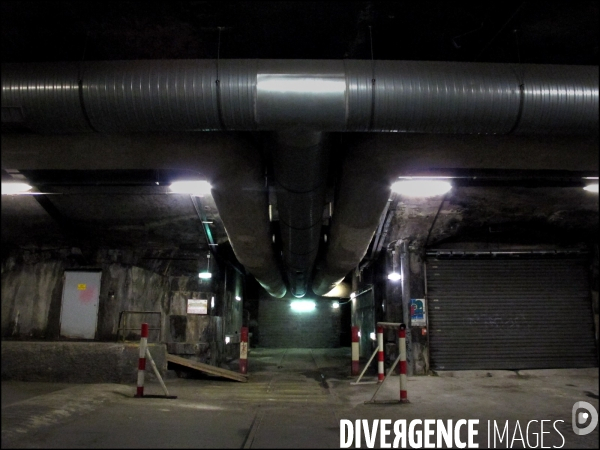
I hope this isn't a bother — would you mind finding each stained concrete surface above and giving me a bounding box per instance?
[1,381,75,409]
[1,342,168,383]
[1,348,598,449]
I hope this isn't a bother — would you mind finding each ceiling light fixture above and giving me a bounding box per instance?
[391,179,452,197]
[388,249,402,282]
[1,182,32,195]
[198,253,212,279]
[387,272,402,281]
[170,180,212,197]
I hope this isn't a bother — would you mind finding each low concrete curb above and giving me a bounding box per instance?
[433,370,517,378]
[433,368,599,378]
[1,341,167,383]
[517,368,599,377]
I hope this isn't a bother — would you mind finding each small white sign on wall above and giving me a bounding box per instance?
[187,299,208,315]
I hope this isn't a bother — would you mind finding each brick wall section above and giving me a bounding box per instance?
[258,297,342,348]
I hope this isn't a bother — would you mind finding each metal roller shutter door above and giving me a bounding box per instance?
[426,256,598,370]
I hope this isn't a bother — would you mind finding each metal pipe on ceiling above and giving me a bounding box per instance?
[0,132,287,298]
[2,60,597,134]
[1,59,598,297]
[270,129,329,298]
[311,133,599,295]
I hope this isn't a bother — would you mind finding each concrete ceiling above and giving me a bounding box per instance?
[2,1,598,64]
[1,1,598,292]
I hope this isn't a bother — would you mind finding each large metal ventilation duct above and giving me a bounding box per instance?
[271,129,329,298]
[2,60,597,134]
[2,59,598,297]
[311,134,600,295]
[0,132,287,298]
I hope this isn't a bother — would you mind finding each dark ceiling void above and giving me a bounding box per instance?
[1,1,598,64]
[1,1,598,299]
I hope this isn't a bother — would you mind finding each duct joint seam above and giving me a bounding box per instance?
[508,82,525,135]
[215,79,227,131]
[77,76,97,132]
[369,76,376,131]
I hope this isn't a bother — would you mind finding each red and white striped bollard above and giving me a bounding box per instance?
[240,326,248,374]
[377,325,384,383]
[399,324,409,402]
[351,326,360,376]
[136,322,149,398]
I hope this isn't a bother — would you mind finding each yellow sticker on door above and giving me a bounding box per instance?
[77,284,87,290]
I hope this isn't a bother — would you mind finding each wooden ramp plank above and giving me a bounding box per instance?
[166,353,248,382]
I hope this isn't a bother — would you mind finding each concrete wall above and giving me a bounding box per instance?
[258,294,342,348]
[1,341,167,383]
[1,247,245,375]
[353,244,428,375]
[2,257,65,339]
[405,249,429,375]
[97,264,171,342]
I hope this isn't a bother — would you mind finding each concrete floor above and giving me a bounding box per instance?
[1,348,598,448]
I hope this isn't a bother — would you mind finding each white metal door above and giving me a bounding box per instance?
[60,271,101,339]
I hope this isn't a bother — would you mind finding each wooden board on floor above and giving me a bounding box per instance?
[166,353,248,382]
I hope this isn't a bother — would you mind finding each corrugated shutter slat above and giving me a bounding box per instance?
[426,257,598,370]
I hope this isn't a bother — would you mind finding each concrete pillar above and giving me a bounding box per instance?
[392,242,430,376]
[399,241,413,376]
[408,251,428,375]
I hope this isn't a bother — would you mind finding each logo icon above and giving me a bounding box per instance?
[572,401,598,436]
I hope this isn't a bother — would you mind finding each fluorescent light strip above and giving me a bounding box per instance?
[387,272,402,281]
[391,179,452,197]
[1,182,32,195]
[170,180,212,196]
